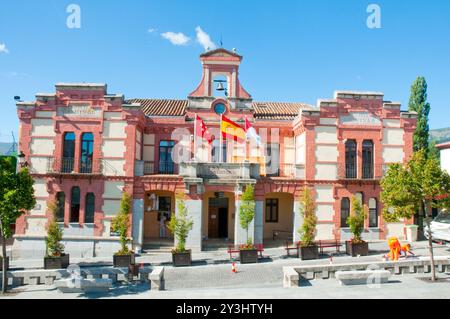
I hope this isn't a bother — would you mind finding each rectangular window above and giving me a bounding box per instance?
[265,199,279,223]
[369,198,378,228]
[159,141,175,174]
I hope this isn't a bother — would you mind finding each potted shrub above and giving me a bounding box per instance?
[238,185,258,264]
[168,193,193,267]
[112,193,135,267]
[297,187,319,260]
[345,196,369,257]
[44,201,70,269]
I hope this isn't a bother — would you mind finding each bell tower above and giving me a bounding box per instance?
[188,48,253,111]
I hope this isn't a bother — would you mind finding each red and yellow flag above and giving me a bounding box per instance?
[221,115,246,143]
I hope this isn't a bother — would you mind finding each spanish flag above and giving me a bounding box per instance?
[221,115,246,143]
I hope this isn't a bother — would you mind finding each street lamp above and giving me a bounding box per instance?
[18,151,28,168]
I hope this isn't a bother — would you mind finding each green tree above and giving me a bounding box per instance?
[168,193,193,253]
[297,187,317,247]
[347,197,368,243]
[0,157,36,294]
[45,201,64,257]
[381,150,450,281]
[239,185,255,246]
[408,76,431,153]
[111,192,132,256]
[428,138,440,161]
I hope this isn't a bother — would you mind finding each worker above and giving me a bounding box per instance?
[387,237,402,261]
[400,243,415,258]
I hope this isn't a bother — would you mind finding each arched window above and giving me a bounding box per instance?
[362,140,374,179]
[70,186,80,223]
[341,197,350,227]
[63,132,75,173]
[345,140,357,178]
[56,192,65,223]
[80,133,94,173]
[369,198,378,228]
[85,193,95,224]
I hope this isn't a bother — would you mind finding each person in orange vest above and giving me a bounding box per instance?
[387,237,402,261]
[400,243,415,258]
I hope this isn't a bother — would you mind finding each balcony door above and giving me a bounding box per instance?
[159,141,175,174]
[345,140,357,178]
[62,132,76,173]
[362,140,374,179]
[80,133,94,173]
[266,144,280,177]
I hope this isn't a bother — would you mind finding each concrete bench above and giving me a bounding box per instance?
[54,277,113,293]
[149,267,165,291]
[283,267,299,288]
[335,270,391,286]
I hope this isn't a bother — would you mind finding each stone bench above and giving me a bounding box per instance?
[149,266,165,291]
[283,267,299,287]
[54,277,113,293]
[335,270,391,286]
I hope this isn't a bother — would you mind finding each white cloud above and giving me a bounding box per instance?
[0,43,9,54]
[148,28,156,33]
[161,32,190,46]
[195,27,216,51]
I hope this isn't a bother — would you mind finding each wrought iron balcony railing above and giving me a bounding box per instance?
[143,161,178,175]
[338,163,386,180]
[46,157,103,175]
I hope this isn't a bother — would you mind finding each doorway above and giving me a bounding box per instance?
[208,197,229,239]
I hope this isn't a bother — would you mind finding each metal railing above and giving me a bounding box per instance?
[46,157,102,174]
[338,164,386,180]
[265,163,296,178]
[143,161,177,175]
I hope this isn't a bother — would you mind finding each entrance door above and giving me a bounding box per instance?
[208,198,228,238]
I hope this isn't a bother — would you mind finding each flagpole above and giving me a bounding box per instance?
[193,113,197,161]
[219,114,223,163]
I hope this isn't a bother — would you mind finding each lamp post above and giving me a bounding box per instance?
[18,151,28,168]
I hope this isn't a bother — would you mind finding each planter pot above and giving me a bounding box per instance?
[0,256,9,271]
[345,241,369,257]
[44,254,70,269]
[299,245,319,260]
[239,249,258,264]
[172,250,192,267]
[405,225,419,242]
[113,254,136,268]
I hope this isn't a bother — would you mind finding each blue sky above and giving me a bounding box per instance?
[0,0,449,142]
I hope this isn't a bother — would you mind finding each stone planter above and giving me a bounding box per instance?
[239,249,258,264]
[0,256,9,271]
[113,254,135,268]
[44,254,70,270]
[299,245,319,260]
[406,225,419,242]
[172,250,192,267]
[345,241,369,257]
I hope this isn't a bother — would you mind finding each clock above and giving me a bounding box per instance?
[214,103,226,115]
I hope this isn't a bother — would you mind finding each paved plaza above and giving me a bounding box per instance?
[1,241,449,299]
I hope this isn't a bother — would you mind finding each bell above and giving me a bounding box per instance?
[216,81,225,91]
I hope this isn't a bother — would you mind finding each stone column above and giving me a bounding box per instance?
[254,200,264,245]
[132,199,144,254]
[234,197,255,245]
[293,201,302,243]
[180,198,203,252]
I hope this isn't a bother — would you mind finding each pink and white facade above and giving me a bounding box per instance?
[14,49,417,259]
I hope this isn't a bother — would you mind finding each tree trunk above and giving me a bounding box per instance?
[1,229,7,294]
[424,201,436,281]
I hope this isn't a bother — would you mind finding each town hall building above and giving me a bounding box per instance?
[13,48,417,258]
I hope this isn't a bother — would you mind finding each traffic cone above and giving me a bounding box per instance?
[231,262,236,273]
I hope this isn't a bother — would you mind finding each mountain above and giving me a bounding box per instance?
[430,127,450,144]
[0,142,16,155]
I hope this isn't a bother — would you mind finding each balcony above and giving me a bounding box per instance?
[265,163,297,178]
[337,164,386,180]
[179,161,260,183]
[135,161,179,176]
[45,157,114,175]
